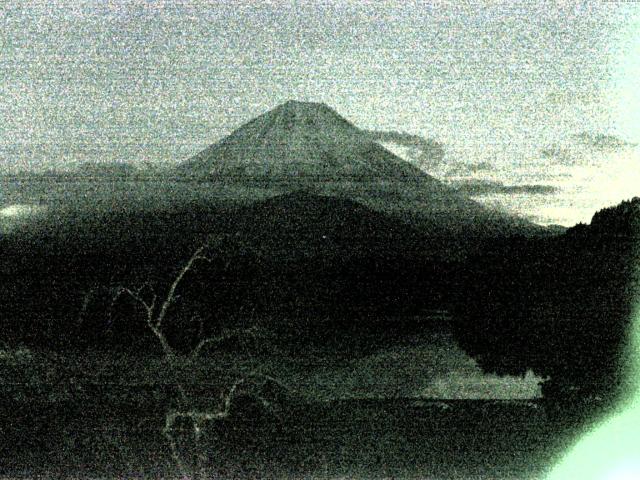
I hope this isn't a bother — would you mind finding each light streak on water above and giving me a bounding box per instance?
[0,203,47,233]
[0,204,45,218]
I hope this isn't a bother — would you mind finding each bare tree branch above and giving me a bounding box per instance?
[155,245,210,330]
[107,240,289,479]
[162,411,190,479]
[116,287,155,319]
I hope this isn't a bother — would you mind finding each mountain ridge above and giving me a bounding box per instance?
[177,100,438,183]
[176,101,550,239]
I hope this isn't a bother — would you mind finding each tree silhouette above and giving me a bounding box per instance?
[115,241,289,479]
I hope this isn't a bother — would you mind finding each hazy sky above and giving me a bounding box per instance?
[2,1,639,224]
[1,0,638,169]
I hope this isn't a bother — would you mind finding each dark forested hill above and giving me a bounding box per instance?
[0,191,448,351]
[450,197,640,405]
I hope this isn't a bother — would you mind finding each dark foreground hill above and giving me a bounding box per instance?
[0,191,451,351]
[233,191,425,261]
[451,197,640,405]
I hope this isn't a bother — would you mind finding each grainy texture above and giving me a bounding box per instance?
[1,2,639,479]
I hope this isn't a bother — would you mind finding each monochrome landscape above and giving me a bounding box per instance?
[1,2,639,479]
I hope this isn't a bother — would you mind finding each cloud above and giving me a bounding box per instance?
[440,160,497,177]
[274,335,546,402]
[464,161,494,173]
[571,132,636,152]
[541,132,637,165]
[546,89,600,106]
[365,130,445,168]
[448,179,557,195]
[540,145,573,162]
[0,204,46,218]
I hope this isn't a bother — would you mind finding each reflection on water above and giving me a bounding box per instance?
[0,203,46,218]
[0,203,47,232]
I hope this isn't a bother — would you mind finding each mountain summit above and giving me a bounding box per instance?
[177,101,547,238]
[178,100,437,183]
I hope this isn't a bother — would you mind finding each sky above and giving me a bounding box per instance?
[1,0,639,225]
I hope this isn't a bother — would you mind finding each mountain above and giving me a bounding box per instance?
[177,100,435,183]
[176,100,548,239]
[233,191,423,260]
[1,101,551,351]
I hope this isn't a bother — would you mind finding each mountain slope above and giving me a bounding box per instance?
[234,191,423,259]
[178,100,437,183]
[177,100,548,239]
